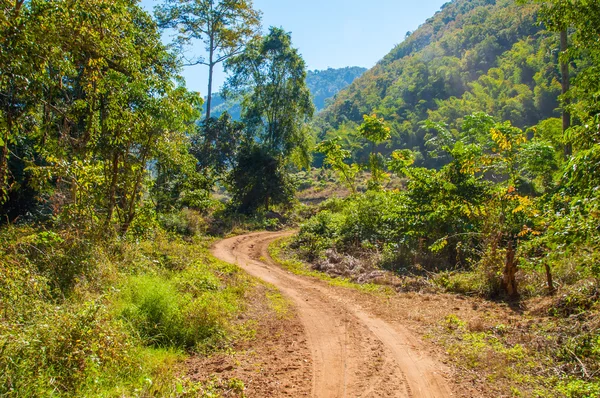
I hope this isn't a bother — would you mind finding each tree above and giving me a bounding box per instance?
[1,0,201,233]
[190,113,244,184]
[358,114,391,189]
[224,27,314,161]
[155,0,261,120]
[0,0,44,207]
[224,27,314,212]
[316,138,359,194]
[228,143,294,213]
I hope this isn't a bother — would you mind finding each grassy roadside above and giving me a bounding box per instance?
[425,299,600,397]
[272,232,600,398]
[267,235,392,295]
[0,226,260,397]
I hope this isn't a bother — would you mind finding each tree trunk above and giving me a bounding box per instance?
[560,29,572,158]
[545,263,556,296]
[206,63,214,120]
[206,35,215,121]
[120,174,142,235]
[120,138,152,235]
[105,151,119,228]
[0,109,12,205]
[502,240,519,298]
[0,132,9,204]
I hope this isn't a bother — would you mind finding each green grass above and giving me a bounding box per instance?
[0,226,252,397]
[432,312,600,398]
[265,289,293,319]
[268,236,393,295]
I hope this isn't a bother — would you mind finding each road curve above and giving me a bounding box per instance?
[212,231,454,398]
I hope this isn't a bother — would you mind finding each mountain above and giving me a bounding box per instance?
[306,67,367,111]
[208,92,243,121]
[204,66,367,119]
[316,0,562,167]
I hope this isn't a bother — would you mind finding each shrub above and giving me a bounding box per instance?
[0,298,138,396]
[119,268,241,352]
[294,210,345,260]
[158,209,207,237]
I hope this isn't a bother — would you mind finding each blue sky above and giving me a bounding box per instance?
[140,0,448,94]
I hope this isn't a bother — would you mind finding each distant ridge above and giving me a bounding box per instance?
[203,66,367,119]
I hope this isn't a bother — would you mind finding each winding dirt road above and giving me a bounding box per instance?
[212,231,454,397]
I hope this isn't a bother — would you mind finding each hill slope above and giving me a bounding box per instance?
[204,66,367,119]
[317,0,562,167]
[306,67,367,111]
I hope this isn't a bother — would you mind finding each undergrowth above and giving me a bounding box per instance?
[0,223,252,397]
[268,236,391,295]
[432,300,600,398]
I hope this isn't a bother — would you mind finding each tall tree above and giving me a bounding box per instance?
[225,26,314,161]
[155,0,261,120]
[224,27,314,212]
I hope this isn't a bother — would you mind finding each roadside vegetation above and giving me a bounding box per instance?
[0,0,311,395]
[2,0,600,396]
[0,219,253,396]
[285,1,600,394]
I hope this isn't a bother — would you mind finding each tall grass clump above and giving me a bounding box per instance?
[0,222,249,396]
[118,264,243,352]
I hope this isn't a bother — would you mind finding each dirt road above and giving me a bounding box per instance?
[212,231,454,398]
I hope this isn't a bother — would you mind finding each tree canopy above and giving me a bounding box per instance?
[155,0,261,119]
[224,27,314,211]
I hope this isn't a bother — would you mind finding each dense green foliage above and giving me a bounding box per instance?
[0,0,201,233]
[316,0,563,167]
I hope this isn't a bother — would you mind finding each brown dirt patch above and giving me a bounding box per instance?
[185,282,312,397]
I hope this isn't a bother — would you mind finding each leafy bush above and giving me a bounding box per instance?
[158,209,207,237]
[0,224,249,396]
[3,228,95,296]
[294,210,345,260]
[0,295,139,396]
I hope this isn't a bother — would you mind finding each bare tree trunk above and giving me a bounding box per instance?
[206,35,215,120]
[120,138,152,235]
[560,29,572,158]
[0,131,9,204]
[206,63,214,120]
[502,240,519,298]
[105,151,119,228]
[545,263,556,296]
[120,169,143,235]
[0,108,13,205]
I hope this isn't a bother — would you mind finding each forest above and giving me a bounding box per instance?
[1,0,599,396]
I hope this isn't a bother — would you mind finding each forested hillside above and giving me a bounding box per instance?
[306,67,367,111]
[205,66,367,119]
[317,0,561,167]
[294,0,600,394]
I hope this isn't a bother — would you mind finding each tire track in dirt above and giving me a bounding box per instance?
[212,231,453,397]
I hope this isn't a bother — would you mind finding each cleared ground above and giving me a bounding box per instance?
[211,231,454,397]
